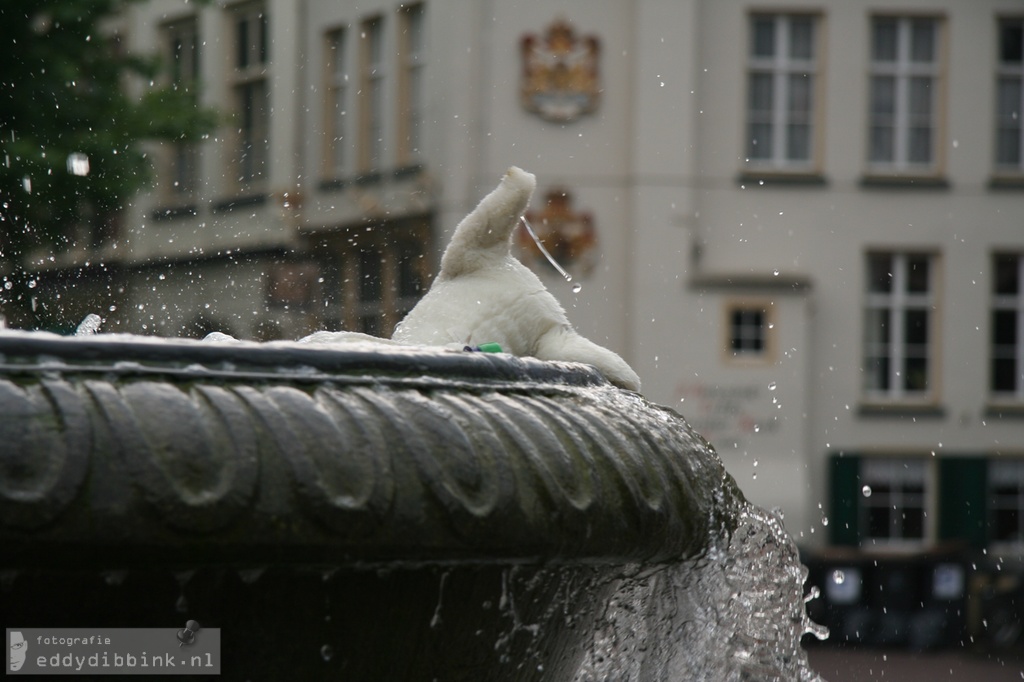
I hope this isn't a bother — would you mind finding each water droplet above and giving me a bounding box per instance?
[320,644,334,662]
[862,485,872,498]
[832,570,845,585]
[822,517,829,526]
[572,282,582,294]
[768,381,777,391]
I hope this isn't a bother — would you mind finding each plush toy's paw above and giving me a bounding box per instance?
[536,326,641,391]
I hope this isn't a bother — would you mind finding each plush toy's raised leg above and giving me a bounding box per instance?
[439,167,536,279]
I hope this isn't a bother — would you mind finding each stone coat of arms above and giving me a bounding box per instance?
[520,19,601,123]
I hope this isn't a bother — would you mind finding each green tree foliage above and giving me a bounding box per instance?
[0,0,216,262]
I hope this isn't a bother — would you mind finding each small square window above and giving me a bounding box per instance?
[726,302,772,361]
[731,309,765,353]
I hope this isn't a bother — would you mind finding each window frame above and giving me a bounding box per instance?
[863,251,938,402]
[397,3,426,166]
[161,17,200,201]
[992,253,1024,400]
[744,12,822,174]
[995,17,1024,176]
[323,26,350,180]
[358,15,385,174]
[722,299,775,365]
[229,3,270,191]
[859,456,934,549]
[865,15,945,176]
[990,458,1024,548]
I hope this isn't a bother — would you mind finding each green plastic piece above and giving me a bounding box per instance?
[477,342,503,353]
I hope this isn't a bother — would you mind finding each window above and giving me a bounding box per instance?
[864,252,934,398]
[359,16,385,172]
[746,14,818,169]
[231,4,269,187]
[997,18,1024,172]
[861,458,928,545]
[163,19,199,198]
[317,222,429,336]
[398,3,425,164]
[727,304,769,358]
[993,254,1024,397]
[868,17,941,172]
[991,460,1024,544]
[325,28,349,178]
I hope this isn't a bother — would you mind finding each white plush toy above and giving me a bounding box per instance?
[391,166,640,391]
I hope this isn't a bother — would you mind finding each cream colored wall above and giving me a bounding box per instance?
[115,0,1024,545]
[687,0,1024,544]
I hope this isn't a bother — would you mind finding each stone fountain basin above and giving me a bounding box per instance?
[0,332,740,680]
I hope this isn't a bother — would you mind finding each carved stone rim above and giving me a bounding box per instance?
[0,331,610,389]
[0,332,737,569]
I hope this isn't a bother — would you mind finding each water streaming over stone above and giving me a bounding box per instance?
[571,504,827,681]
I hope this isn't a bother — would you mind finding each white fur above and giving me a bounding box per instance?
[392,167,640,391]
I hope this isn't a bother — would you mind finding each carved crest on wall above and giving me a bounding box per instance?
[517,188,597,278]
[520,19,601,123]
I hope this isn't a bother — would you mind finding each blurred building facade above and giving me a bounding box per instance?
[34,0,1024,557]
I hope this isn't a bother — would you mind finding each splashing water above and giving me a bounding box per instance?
[203,331,238,343]
[520,216,579,293]
[476,499,828,680]
[571,503,828,682]
[75,313,103,336]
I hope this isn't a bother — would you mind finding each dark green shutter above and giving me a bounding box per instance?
[830,453,861,546]
[938,457,988,548]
